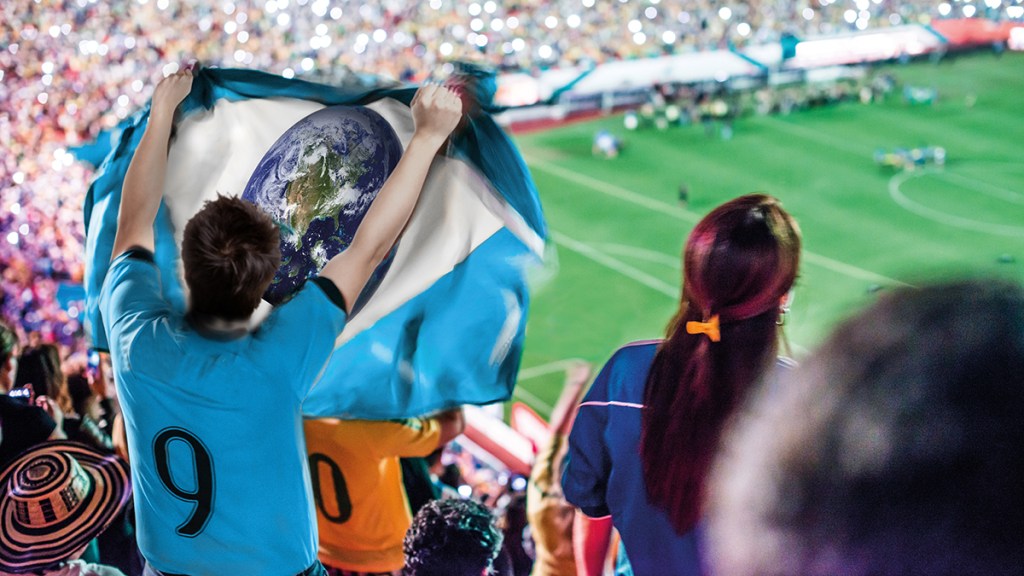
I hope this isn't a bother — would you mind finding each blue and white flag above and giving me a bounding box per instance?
[83,67,546,419]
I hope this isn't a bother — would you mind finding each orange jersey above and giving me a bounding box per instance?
[304,417,440,572]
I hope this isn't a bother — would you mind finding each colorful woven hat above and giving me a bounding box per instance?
[0,441,132,573]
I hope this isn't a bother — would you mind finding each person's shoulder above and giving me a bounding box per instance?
[107,247,158,278]
[589,341,660,402]
[608,340,660,368]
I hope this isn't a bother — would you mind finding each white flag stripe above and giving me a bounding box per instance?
[338,157,505,344]
[165,97,325,250]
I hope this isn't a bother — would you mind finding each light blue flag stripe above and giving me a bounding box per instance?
[304,228,531,418]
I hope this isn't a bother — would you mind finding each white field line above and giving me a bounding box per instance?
[889,170,1024,238]
[592,243,682,269]
[513,358,588,416]
[516,358,590,381]
[552,230,680,299]
[511,386,554,415]
[530,158,913,288]
[935,170,1024,205]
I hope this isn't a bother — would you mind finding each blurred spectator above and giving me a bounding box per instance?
[0,321,19,392]
[64,370,115,453]
[304,409,466,576]
[0,441,131,576]
[14,343,72,417]
[0,320,65,469]
[709,280,1024,576]
[404,498,505,576]
[400,453,442,516]
[525,362,594,576]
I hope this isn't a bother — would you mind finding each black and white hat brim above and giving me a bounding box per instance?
[0,441,132,574]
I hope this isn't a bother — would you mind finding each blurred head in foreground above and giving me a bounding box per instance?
[708,280,1024,576]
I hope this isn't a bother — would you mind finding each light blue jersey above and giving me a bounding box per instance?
[101,252,347,575]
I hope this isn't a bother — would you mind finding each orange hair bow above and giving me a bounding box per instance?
[685,314,721,342]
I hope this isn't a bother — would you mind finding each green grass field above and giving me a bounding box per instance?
[510,51,1024,416]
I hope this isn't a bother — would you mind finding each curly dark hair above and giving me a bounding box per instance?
[403,498,503,576]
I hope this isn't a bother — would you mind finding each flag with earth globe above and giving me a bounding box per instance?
[83,66,546,418]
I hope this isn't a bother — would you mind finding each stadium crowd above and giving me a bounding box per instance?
[3,0,1024,349]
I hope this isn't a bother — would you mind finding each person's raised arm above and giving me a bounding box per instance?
[435,407,466,447]
[319,84,463,312]
[110,69,193,260]
[548,362,592,437]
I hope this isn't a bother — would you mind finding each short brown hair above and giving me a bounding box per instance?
[182,196,281,321]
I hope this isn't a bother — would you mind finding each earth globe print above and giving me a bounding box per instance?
[242,105,403,306]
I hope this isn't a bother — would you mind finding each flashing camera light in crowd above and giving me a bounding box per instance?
[938,2,952,16]
[985,0,1002,8]
[803,8,815,20]
[737,22,751,36]
[1008,6,1024,19]
[6,232,19,246]
[511,476,527,491]
[719,6,732,20]
[458,484,473,498]
[963,5,977,17]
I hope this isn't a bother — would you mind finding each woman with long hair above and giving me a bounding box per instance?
[562,194,801,575]
[14,343,72,415]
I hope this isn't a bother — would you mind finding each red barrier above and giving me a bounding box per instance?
[930,18,1016,47]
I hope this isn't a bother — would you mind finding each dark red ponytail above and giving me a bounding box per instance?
[640,194,801,534]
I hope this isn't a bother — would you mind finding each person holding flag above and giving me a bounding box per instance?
[99,67,463,576]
